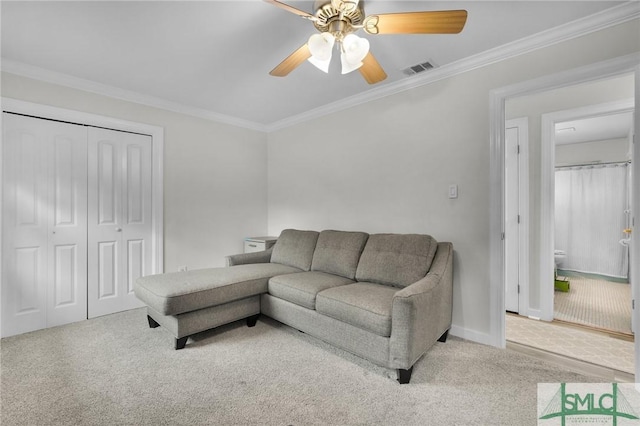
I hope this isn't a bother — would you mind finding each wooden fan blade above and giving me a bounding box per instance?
[270,44,311,77]
[263,0,314,19]
[364,10,468,35]
[359,52,387,84]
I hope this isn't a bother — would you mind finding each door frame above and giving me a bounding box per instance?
[539,98,634,322]
[0,98,164,291]
[488,53,639,358]
[504,117,530,316]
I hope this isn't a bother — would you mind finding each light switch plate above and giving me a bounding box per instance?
[448,184,458,199]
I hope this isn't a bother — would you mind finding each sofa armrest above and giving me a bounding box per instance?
[225,247,273,267]
[389,242,453,369]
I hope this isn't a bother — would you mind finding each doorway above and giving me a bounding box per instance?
[503,76,635,372]
[489,54,639,378]
[539,97,635,328]
[551,107,634,336]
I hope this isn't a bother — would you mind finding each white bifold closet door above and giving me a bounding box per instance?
[2,115,154,337]
[2,114,88,337]
[87,127,151,318]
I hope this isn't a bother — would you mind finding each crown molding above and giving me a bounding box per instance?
[0,59,269,133]
[265,1,640,132]
[2,2,638,134]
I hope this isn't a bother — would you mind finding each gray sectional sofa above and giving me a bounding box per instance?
[134,229,453,384]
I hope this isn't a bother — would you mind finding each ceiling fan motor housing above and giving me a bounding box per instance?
[313,0,365,38]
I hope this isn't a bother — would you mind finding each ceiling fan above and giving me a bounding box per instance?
[265,0,468,84]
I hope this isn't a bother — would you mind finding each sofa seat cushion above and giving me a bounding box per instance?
[355,233,438,288]
[310,230,369,279]
[315,283,397,337]
[270,229,320,271]
[134,263,301,316]
[268,271,354,310]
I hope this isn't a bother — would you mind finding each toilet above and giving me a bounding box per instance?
[554,250,567,268]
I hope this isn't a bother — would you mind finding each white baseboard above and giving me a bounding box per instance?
[526,309,542,320]
[449,325,494,346]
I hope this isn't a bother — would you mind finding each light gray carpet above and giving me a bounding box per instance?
[1,308,600,425]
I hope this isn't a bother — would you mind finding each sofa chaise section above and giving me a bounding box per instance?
[135,263,302,349]
[134,229,320,349]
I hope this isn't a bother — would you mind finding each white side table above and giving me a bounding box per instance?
[244,236,278,253]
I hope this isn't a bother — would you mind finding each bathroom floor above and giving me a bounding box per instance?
[554,271,631,335]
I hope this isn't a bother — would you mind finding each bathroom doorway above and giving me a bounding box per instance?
[552,107,634,336]
[501,70,637,376]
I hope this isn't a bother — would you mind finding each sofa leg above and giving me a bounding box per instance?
[147,315,160,329]
[438,329,449,343]
[397,367,413,384]
[246,314,260,327]
[175,336,188,350]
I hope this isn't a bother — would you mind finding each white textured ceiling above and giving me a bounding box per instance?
[0,1,630,127]
[555,112,633,145]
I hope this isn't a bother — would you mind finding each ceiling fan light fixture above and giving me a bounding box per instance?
[308,32,335,72]
[266,1,468,85]
[340,33,369,74]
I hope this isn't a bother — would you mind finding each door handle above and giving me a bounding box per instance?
[116,228,122,232]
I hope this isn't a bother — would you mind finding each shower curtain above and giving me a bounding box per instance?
[555,162,629,279]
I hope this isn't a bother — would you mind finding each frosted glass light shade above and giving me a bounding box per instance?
[340,34,369,74]
[308,56,332,73]
[308,33,335,60]
[308,32,335,73]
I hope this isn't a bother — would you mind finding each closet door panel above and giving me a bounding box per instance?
[98,241,118,298]
[88,128,123,317]
[47,123,88,327]
[126,144,144,223]
[53,137,75,225]
[97,141,119,225]
[121,133,151,310]
[94,137,121,300]
[2,114,87,336]
[88,128,149,317]
[127,239,144,295]
[2,115,47,336]
[13,246,45,315]
[15,132,42,228]
[52,245,77,305]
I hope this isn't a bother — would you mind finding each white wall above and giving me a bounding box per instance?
[1,72,268,271]
[267,19,640,341]
[556,138,630,166]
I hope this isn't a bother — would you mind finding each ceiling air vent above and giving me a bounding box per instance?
[402,60,437,76]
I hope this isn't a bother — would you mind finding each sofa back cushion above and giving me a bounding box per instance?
[271,229,319,271]
[310,230,369,279]
[355,233,438,287]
